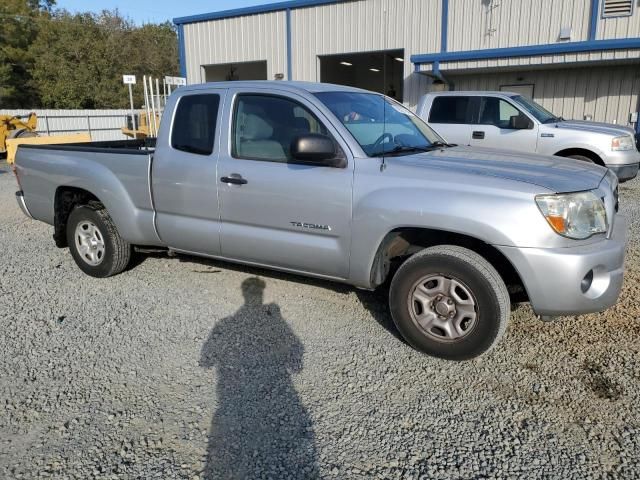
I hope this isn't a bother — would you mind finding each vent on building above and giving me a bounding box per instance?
[602,0,633,18]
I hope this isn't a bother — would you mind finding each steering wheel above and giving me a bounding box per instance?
[372,132,394,152]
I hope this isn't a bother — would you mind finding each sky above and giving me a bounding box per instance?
[55,0,279,24]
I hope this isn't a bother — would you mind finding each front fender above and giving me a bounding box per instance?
[347,161,574,288]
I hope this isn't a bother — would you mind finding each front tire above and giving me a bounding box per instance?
[389,245,510,360]
[66,203,131,278]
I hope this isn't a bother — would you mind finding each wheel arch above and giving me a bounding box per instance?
[370,227,529,303]
[53,186,102,248]
[554,147,605,166]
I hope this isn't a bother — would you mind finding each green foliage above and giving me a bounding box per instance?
[0,3,178,109]
[0,0,54,108]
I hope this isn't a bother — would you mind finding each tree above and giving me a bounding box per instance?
[29,10,178,109]
[0,0,55,108]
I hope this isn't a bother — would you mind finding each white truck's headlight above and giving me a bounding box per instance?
[611,135,634,151]
[536,191,607,239]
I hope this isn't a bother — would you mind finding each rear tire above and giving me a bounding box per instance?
[389,245,510,360]
[66,203,131,278]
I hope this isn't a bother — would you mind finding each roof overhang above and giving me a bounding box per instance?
[174,0,344,25]
[412,38,640,74]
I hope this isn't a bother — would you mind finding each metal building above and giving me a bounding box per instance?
[174,0,640,131]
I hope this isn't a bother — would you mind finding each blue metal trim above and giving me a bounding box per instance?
[411,37,640,65]
[174,0,342,25]
[286,8,293,80]
[177,24,186,78]
[441,0,449,52]
[589,0,599,41]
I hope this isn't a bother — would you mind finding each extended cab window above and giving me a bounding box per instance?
[429,96,471,124]
[478,97,521,129]
[233,94,328,163]
[171,94,220,155]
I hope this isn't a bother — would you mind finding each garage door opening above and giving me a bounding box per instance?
[319,50,404,101]
[202,61,267,82]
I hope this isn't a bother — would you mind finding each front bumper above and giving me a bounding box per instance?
[497,215,627,316]
[604,149,639,182]
[15,191,33,219]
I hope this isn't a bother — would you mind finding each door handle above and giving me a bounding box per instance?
[472,131,485,139]
[220,174,248,185]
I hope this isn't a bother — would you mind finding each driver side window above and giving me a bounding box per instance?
[232,94,329,163]
[479,97,522,129]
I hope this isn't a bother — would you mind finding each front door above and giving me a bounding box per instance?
[216,89,353,279]
[469,96,538,152]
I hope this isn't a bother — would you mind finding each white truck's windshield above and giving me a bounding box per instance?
[315,91,444,157]
[511,95,559,124]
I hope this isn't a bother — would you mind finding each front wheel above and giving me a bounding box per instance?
[66,204,131,278]
[389,245,510,360]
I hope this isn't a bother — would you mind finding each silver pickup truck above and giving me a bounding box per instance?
[14,81,627,360]
[417,91,640,182]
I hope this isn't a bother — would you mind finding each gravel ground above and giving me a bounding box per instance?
[1,161,639,479]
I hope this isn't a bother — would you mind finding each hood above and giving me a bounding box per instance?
[551,119,635,137]
[393,146,607,193]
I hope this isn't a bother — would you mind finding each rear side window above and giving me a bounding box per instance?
[428,96,471,124]
[171,94,220,155]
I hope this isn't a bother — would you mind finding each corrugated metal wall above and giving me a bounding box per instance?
[598,5,640,39]
[179,0,640,112]
[449,64,640,126]
[289,0,441,107]
[182,11,287,82]
[0,110,130,141]
[447,0,591,51]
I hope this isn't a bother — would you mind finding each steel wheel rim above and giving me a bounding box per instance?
[407,274,478,343]
[74,221,106,266]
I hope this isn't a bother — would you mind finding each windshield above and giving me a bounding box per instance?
[314,91,444,157]
[511,95,558,124]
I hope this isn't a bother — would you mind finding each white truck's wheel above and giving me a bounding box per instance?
[66,204,131,278]
[389,245,510,360]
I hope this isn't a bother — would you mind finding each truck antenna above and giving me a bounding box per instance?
[380,5,389,172]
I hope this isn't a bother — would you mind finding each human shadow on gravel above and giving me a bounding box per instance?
[200,277,319,479]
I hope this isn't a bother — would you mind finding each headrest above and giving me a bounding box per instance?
[240,113,273,140]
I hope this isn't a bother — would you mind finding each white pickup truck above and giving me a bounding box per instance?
[417,91,640,182]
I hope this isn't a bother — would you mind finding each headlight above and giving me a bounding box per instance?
[611,135,634,151]
[535,191,607,239]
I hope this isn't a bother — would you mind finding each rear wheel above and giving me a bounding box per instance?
[389,245,510,360]
[66,204,131,278]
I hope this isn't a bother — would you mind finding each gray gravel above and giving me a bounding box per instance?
[1,160,639,479]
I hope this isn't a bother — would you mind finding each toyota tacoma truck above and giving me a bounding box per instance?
[14,81,627,360]
[416,91,640,182]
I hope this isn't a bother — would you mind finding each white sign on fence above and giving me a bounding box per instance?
[165,76,186,86]
[122,75,137,85]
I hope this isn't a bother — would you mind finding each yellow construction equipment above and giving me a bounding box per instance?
[1,113,38,156]
[121,112,161,139]
[1,113,93,164]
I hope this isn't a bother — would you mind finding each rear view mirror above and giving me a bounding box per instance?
[510,114,533,130]
[291,134,345,167]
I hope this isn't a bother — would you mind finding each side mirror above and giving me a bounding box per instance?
[510,114,533,130]
[291,134,344,167]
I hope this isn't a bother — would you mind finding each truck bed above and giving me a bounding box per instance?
[18,137,156,155]
[15,138,161,246]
